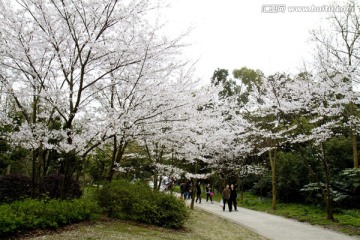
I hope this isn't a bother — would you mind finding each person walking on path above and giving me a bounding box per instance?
[180,181,185,199]
[195,182,202,203]
[230,184,238,211]
[183,180,190,200]
[206,183,213,203]
[180,180,190,200]
[189,180,193,199]
[222,184,232,212]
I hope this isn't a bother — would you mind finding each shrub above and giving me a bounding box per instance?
[98,179,189,228]
[333,168,360,208]
[156,193,189,228]
[38,174,82,199]
[0,198,101,237]
[0,174,31,203]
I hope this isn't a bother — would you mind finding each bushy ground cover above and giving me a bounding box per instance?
[0,198,101,238]
[98,180,189,229]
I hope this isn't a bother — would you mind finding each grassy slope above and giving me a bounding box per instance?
[25,209,267,240]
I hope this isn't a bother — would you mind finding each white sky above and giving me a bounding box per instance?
[160,0,343,82]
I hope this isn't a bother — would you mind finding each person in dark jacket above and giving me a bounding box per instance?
[222,184,232,212]
[180,182,186,199]
[184,180,190,200]
[195,181,202,203]
[188,180,193,199]
[205,183,213,203]
[230,184,238,211]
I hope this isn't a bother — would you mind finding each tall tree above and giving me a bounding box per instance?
[178,86,233,209]
[311,0,360,169]
[211,68,241,99]
[253,71,348,220]
[0,0,188,197]
[240,72,291,210]
[233,67,264,105]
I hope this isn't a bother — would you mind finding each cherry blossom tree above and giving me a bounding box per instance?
[173,85,237,209]
[247,70,350,220]
[311,0,360,169]
[241,73,293,210]
[0,0,189,197]
[92,32,191,183]
[129,70,199,189]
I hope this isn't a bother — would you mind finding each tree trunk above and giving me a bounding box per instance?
[190,178,197,210]
[350,102,359,169]
[31,93,39,198]
[60,154,70,199]
[107,137,127,182]
[38,148,49,179]
[269,147,277,210]
[42,150,50,177]
[83,158,87,188]
[237,176,243,204]
[106,136,117,182]
[107,77,116,182]
[60,150,77,199]
[158,176,163,190]
[190,160,199,210]
[153,174,158,191]
[352,130,358,169]
[31,150,38,197]
[320,144,335,221]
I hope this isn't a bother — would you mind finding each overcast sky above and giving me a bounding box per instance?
[160,0,343,81]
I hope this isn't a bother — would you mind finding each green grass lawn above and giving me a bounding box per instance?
[23,209,267,240]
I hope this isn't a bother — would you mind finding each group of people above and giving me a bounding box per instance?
[180,181,214,204]
[180,179,193,200]
[180,181,239,213]
[222,184,238,212]
[196,183,214,204]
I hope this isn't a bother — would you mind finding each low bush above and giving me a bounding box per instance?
[38,174,82,199]
[0,174,31,203]
[156,193,189,228]
[0,198,101,237]
[98,179,189,229]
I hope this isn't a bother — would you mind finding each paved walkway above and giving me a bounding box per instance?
[186,198,359,240]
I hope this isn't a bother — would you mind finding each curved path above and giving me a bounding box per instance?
[186,199,359,240]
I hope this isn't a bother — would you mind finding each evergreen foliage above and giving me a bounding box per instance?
[98,179,189,229]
